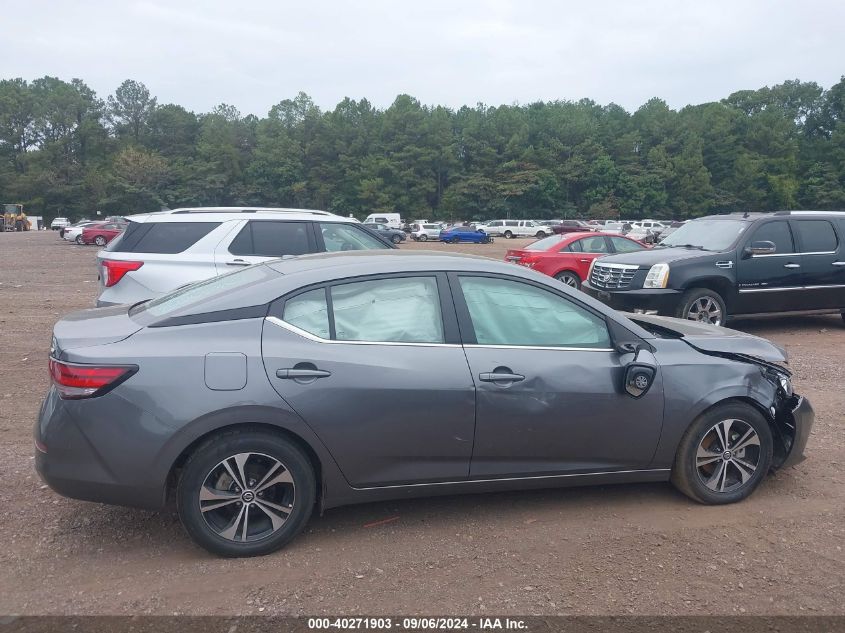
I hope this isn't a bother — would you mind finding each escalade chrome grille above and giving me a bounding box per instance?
[590,263,640,289]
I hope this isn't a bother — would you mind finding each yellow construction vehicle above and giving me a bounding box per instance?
[2,204,30,231]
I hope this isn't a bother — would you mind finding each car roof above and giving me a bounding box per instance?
[697,211,845,221]
[126,207,351,223]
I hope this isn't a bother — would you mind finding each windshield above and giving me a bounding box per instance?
[526,235,566,251]
[658,219,750,251]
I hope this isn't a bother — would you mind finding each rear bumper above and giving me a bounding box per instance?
[34,388,167,510]
[778,395,814,469]
[582,283,682,314]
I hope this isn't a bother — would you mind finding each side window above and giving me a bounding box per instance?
[458,276,611,348]
[748,221,794,254]
[794,220,837,253]
[113,222,220,254]
[320,223,389,251]
[331,277,444,343]
[609,237,644,253]
[374,217,388,224]
[229,221,311,257]
[282,288,330,339]
[576,236,609,253]
[505,221,518,227]
[565,240,583,252]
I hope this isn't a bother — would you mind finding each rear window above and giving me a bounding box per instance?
[130,264,276,320]
[525,235,565,251]
[108,221,220,253]
[794,220,837,253]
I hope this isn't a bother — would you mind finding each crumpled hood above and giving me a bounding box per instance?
[626,313,788,363]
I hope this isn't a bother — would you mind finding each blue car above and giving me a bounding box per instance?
[439,226,491,244]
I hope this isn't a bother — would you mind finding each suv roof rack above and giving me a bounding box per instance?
[168,207,332,216]
[772,210,845,216]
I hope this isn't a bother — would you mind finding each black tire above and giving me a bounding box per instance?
[75,234,83,244]
[391,234,402,244]
[671,402,773,505]
[94,235,107,246]
[419,234,428,242]
[503,230,513,239]
[535,231,547,238]
[675,287,727,326]
[481,236,490,244]
[554,271,581,290]
[451,237,460,244]
[177,429,316,557]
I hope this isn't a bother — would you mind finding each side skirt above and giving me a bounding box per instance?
[321,468,671,510]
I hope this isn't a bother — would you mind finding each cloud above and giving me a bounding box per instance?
[1,0,843,115]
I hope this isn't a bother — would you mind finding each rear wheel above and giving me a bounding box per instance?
[554,271,581,290]
[94,235,107,246]
[451,237,460,244]
[671,402,772,505]
[75,235,83,244]
[177,429,316,557]
[419,234,428,242]
[675,287,727,326]
[503,230,514,239]
[391,234,402,244]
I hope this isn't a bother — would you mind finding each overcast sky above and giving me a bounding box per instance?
[2,0,843,115]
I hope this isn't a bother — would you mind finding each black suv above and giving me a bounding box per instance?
[583,211,845,325]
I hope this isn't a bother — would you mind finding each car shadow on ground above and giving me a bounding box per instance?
[49,481,692,559]
[727,313,842,334]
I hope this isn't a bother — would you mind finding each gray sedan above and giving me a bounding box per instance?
[36,251,813,556]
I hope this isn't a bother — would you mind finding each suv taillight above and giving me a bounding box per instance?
[102,260,143,287]
[48,358,136,399]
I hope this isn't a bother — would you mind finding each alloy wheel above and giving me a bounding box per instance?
[686,296,722,325]
[695,419,760,493]
[199,452,295,543]
[560,275,579,288]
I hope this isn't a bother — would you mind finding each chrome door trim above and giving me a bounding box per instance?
[464,343,614,352]
[265,316,460,348]
[351,468,672,491]
[738,286,803,293]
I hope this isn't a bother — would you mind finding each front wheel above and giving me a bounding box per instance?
[451,237,461,244]
[675,288,727,326]
[554,271,581,290]
[671,402,773,504]
[75,235,84,244]
[535,231,547,238]
[94,235,107,246]
[391,234,402,244]
[419,234,428,242]
[177,429,316,557]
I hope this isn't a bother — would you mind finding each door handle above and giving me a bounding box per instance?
[479,371,525,383]
[276,368,332,379]
[226,259,251,266]
[832,261,845,266]
[783,263,801,269]
[580,258,591,263]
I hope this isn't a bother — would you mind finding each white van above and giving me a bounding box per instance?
[363,213,402,229]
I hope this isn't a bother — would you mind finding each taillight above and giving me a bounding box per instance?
[102,260,143,287]
[48,358,136,399]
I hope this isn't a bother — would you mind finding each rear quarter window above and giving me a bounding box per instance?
[794,220,838,253]
[108,222,220,253]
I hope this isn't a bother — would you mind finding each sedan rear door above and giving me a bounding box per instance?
[261,273,476,488]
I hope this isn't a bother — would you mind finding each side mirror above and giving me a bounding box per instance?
[744,240,776,257]
[624,364,656,398]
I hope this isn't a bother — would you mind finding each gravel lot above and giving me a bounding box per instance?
[1,230,843,616]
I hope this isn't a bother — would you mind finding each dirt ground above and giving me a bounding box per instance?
[1,230,844,616]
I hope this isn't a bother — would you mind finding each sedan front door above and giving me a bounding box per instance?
[262,274,476,487]
[450,273,664,478]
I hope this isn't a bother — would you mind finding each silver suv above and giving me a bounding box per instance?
[96,207,391,306]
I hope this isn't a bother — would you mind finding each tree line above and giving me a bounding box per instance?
[1,76,844,222]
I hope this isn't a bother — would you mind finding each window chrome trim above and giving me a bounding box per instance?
[352,468,671,491]
[464,344,614,352]
[592,262,640,270]
[739,283,845,293]
[750,252,798,258]
[265,316,458,347]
